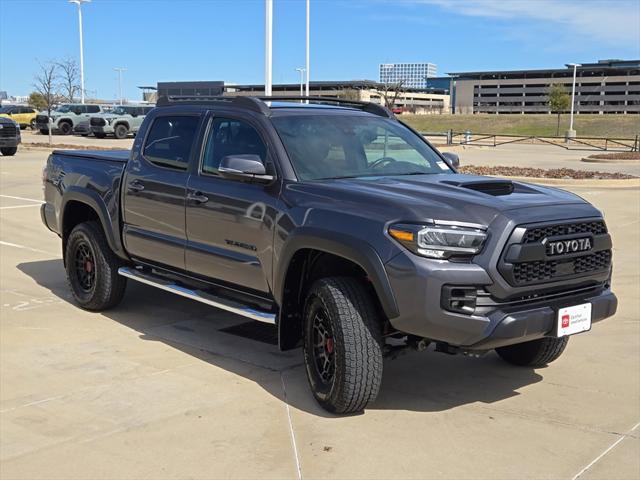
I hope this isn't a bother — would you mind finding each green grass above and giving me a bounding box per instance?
[401,114,640,138]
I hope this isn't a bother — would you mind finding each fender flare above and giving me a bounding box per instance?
[60,187,127,259]
[274,227,399,319]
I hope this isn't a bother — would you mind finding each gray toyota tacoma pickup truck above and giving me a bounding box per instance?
[41,96,617,413]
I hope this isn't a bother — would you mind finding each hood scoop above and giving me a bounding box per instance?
[442,179,515,196]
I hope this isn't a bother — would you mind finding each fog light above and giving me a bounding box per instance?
[441,286,477,314]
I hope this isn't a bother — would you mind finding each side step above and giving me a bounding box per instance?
[118,267,276,324]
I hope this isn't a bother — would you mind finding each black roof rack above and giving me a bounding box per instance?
[156,95,394,118]
[257,96,394,118]
[156,95,270,115]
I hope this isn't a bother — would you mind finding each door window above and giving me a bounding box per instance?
[143,115,199,170]
[201,118,267,175]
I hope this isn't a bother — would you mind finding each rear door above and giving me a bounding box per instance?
[122,113,202,270]
[185,112,280,293]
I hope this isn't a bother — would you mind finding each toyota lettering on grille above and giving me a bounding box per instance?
[546,237,592,256]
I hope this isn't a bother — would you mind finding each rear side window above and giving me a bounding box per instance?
[201,118,267,175]
[143,115,199,170]
[86,105,100,113]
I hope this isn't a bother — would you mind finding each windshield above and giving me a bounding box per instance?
[272,114,452,180]
[0,106,13,114]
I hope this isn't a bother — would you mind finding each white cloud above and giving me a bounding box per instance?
[404,0,640,47]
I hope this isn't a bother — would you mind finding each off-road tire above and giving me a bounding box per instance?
[65,221,127,311]
[1,147,17,156]
[39,129,49,135]
[114,124,128,139]
[303,277,383,414]
[59,121,72,135]
[496,337,569,367]
[94,132,107,139]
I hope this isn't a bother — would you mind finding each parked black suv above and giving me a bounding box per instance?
[41,96,617,413]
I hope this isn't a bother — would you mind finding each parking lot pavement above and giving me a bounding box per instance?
[1,149,639,479]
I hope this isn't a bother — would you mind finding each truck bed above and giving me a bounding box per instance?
[51,149,130,162]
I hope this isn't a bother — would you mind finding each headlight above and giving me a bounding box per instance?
[388,222,487,259]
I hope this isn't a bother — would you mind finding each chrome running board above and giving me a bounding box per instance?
[118,267,276,324]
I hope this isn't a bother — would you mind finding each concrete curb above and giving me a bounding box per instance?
[499,175,640,187]
[581,157,640,164]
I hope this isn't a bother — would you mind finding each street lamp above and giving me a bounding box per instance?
[295,68,306,96]
[265,0,273,96]
[565,62,582,139]
[305,0,310,97]
[114,67,126,105]
[69,0,90,104]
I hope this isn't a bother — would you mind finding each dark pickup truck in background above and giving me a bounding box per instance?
[41,96,617,413]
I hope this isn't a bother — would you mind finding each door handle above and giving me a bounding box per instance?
[127,180,145,192]
[187,191,209,204]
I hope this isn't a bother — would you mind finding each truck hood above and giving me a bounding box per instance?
[287,173,596,228]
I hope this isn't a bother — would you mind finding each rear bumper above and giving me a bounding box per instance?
[384,251,617,349]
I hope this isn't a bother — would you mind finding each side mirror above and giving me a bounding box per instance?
[442,152,460,169]
[219,155,274,183]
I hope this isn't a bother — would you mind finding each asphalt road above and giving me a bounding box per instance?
[1,149,639,479]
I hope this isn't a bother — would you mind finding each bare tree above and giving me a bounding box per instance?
[377,80,405,109]
[57,58,80,102]
[33,61,59,143]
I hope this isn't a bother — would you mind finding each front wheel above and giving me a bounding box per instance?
[496,337,569,367]
[114,124,128,139]
[65,221,127,311]
[59,122,72,135]
[303,277,383,414]
[0,147,17,156]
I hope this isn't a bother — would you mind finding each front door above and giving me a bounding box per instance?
[185,114,280,293]
[122,113,202,270]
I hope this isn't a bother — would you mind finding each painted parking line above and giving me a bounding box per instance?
[0,204,43,210]
[0,194,44,204]
[0,240,55,255]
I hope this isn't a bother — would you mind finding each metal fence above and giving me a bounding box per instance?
[421,131,640,152]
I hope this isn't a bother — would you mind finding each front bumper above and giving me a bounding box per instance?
[0,137,20,147]
[91,125,114,134]
[384,251,617,349]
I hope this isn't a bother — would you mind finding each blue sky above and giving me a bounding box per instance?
[1,0,639,101]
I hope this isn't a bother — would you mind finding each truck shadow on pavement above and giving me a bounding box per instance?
[18,259,543,418]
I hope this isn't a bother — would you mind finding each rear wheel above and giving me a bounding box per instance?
[303,277,383,414]
[39,129,49,135]
[65,221,127,311]
[59,121,72,135]
[496,337,569,367]
[114,124,128,139]
[0,147,17,156]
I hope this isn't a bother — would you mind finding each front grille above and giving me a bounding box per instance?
[574,250,611,274]
[90,117,106,127]
[0,124,17,137]
[500,219,612,287]
[523,221,607,243]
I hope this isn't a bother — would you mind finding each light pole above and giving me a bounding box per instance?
[69,0,90,104]
[265,0,273,96]
[295,68,306,96]
[305,0,310,97]
[566,62,581,138]
[114,67,126,105]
